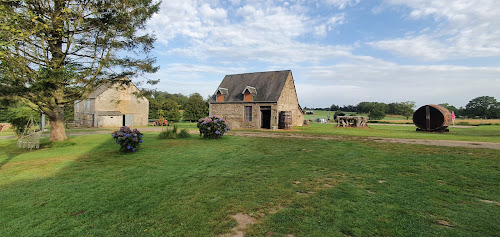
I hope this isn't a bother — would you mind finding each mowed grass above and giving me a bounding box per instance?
[295,123,500,143]
[1,131,499,236]
[0,127,17,137]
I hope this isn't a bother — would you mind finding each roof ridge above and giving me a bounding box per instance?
[225,69,291,76]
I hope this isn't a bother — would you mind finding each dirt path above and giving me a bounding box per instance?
[229,131,500,150]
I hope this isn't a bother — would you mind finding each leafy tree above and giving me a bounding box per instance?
[0,0,160,141]
[457,106,466,118]
[183,93,208,122]
[356,102,374,114]
[439,103,458,115]
[465,96,500,119]
[342,105,357,112]
[144,90,190,119]
[368,103,386,120]
[162,99,180,122]
[3,102,40,135]
[398,101,415,120]
[330,104,339,111]
[386,102,399,114]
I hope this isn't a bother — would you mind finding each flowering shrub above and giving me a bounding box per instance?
[197,116,231,139]
[112,126,143,152]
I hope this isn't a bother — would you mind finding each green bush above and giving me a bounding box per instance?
[197,116,230,139]
[158,130,177,139]
[178,129,190,138]
[112,126,143,152]
[158,125,179,139]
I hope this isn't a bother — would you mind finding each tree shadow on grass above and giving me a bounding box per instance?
[0,139,25,170]
[0,134,233,236]
[0,152,22,170]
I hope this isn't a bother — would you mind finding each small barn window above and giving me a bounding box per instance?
[76,101,80,110]
[87,99,91,110]
[244,106,252,121]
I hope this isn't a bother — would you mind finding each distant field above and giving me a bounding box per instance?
[296,123,500,143]
[305,110,500,125]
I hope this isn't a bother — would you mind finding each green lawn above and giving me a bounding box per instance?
[1,131,499,236]
[294,123,500,143]
[0,129,16,136]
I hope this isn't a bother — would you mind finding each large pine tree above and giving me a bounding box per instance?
[0,0,160,141]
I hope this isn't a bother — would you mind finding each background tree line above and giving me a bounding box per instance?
[305,96,500,120]
[142,90,209,122]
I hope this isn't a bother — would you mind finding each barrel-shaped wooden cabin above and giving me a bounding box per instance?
[413,104,452,132]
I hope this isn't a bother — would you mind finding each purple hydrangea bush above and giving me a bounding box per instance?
[197,116,231,139]
[112,126,143,152]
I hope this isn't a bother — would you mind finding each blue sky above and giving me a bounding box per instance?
[142,0,500,108]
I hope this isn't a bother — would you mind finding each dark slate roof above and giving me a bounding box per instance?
[242,86,257,96]
[210,70,291,103]
[217,88,228,95]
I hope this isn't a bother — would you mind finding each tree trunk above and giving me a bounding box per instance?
[49,106,67,141]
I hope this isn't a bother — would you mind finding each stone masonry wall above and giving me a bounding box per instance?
[277,73,304,127]
[210,103,278,129]
[95,85,149,126]
[74,99,95,127]
[74,84,149,127]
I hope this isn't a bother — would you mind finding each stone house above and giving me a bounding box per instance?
[74,79,149,127]
[209,70,304,129]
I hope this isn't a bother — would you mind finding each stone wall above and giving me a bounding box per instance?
[95,85,149,126]
[74,99,95,127]
[97,115,123,127]
[277,74,304,127]
[210,102,278,129]
[74,84,149,127]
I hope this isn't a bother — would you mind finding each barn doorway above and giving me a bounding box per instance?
[260,106,271,129]
[122,114,134,127]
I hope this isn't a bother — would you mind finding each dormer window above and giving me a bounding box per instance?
[242,86,257,102]
[216,88,228,102]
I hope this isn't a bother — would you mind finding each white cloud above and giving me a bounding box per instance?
[148,1,354,64]
[322,0,361,9]
[199,4,227,25]
[371,0,500,60]
[142,0,500,108]
[314,14,345,37]
[145,63,248,97]
[295,62,500,107]
[146,61,500,109]
[229,0,240,5]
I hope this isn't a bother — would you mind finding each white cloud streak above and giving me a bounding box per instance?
[147,0,354,65]
[142,0,500,108]
[370,0,500,60]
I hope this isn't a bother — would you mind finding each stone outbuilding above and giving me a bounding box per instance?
[209,70,304,129]
[74,79,149,127]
